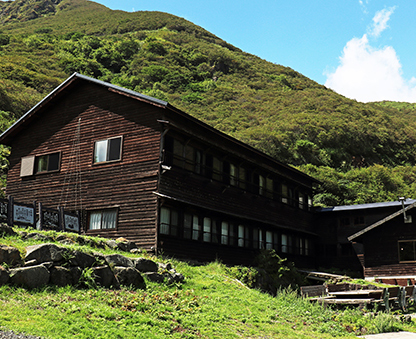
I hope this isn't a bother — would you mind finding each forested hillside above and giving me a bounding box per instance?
[1,0,416,206]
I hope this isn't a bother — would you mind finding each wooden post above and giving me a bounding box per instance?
[38,202,43,230]
[59,206,64,232]
[32,201,36,230]
[7,195,13,227]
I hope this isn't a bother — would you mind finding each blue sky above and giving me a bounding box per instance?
[95,0,416,103]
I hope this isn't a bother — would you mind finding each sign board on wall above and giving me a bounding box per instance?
[13,204,35,225]
[64,213,80,232]
[42,209,60,230]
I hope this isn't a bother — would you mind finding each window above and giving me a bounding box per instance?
[238,167,246,190]
[203,217,211,242]
[192,215,200,240]
[221,221,229,245]
[212,157,222,181]
[21,152,61,177]
[266,178,273,199]
[281,184,288,204]
[266,231,273,250]
[94,136,122,163]
[230,164,237,186]
[89,209,117,229]
[399,240,416,262]
[184,213,192,239]
[160,207,178,236]
[281,234,288,253]
[238,225,248,247]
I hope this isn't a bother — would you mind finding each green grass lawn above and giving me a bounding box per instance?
[1,232,416,338]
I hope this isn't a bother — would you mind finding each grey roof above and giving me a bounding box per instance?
[317,199,416,213]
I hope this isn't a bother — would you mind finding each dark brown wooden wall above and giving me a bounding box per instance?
[6,82,163,249]
[159,168,314,233]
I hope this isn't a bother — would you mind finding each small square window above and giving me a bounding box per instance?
[94,137,122,163]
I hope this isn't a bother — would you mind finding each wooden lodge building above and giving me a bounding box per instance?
[3,73,416,278]
[0,73,319,267]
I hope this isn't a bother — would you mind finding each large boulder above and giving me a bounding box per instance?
[25,243,69,264]
[9,265,50,289]
[69,250,96,268]
[134,258,158,273]
[92,266,119,289]
[105,254,134,268]
[0,265,9,286]
[0,244,22,266]
[113,266,146,289]
[50,266,82,287]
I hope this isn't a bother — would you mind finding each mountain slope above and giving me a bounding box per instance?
[1,0,416,205]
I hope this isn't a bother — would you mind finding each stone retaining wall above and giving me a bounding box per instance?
[0,225,184,290]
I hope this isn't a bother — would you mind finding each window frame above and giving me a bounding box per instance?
[88,208,119,230]
[93,136,123,164]
[399,240,416,263]
[20,152,61,177]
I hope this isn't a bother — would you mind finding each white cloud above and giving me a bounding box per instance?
[369,7,395,37]
[325,9,416,103]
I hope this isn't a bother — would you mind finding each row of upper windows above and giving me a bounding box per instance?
[20,136,123,177]
[163,135,312,210]
[160,206,312,256]
[339,216,365,227]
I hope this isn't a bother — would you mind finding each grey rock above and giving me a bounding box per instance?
[25,243,69,264]
[69,250,96,268]
[113,266,146,289]
[105,254,134,268]
[50,266,81,287]
[0,244,22,266]
[105,240,117,249]
[10,265,50,289]
[134,258,158,273]
[92,266,119,289]
[0,265,9,286]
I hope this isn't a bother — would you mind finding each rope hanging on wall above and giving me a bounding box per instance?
[59,118,83,212]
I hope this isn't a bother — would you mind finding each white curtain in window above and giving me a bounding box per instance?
[160,207,170,235]
[192,215,199,240]
[238,225,244,247]
[102,209,117,229]
[89,211,102,230]
[221,222,229,245]
[203,217,211,242]
[95,140,108,163]
[266,231,272,250]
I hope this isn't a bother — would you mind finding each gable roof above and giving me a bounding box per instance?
[347,200,416,241]
[0,73,169,145]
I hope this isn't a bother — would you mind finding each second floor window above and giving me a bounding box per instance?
[94,136,122,164]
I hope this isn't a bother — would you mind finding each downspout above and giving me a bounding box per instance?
[155,120,170,254]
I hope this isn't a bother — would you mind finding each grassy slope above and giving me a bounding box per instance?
[0,230,415,338]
